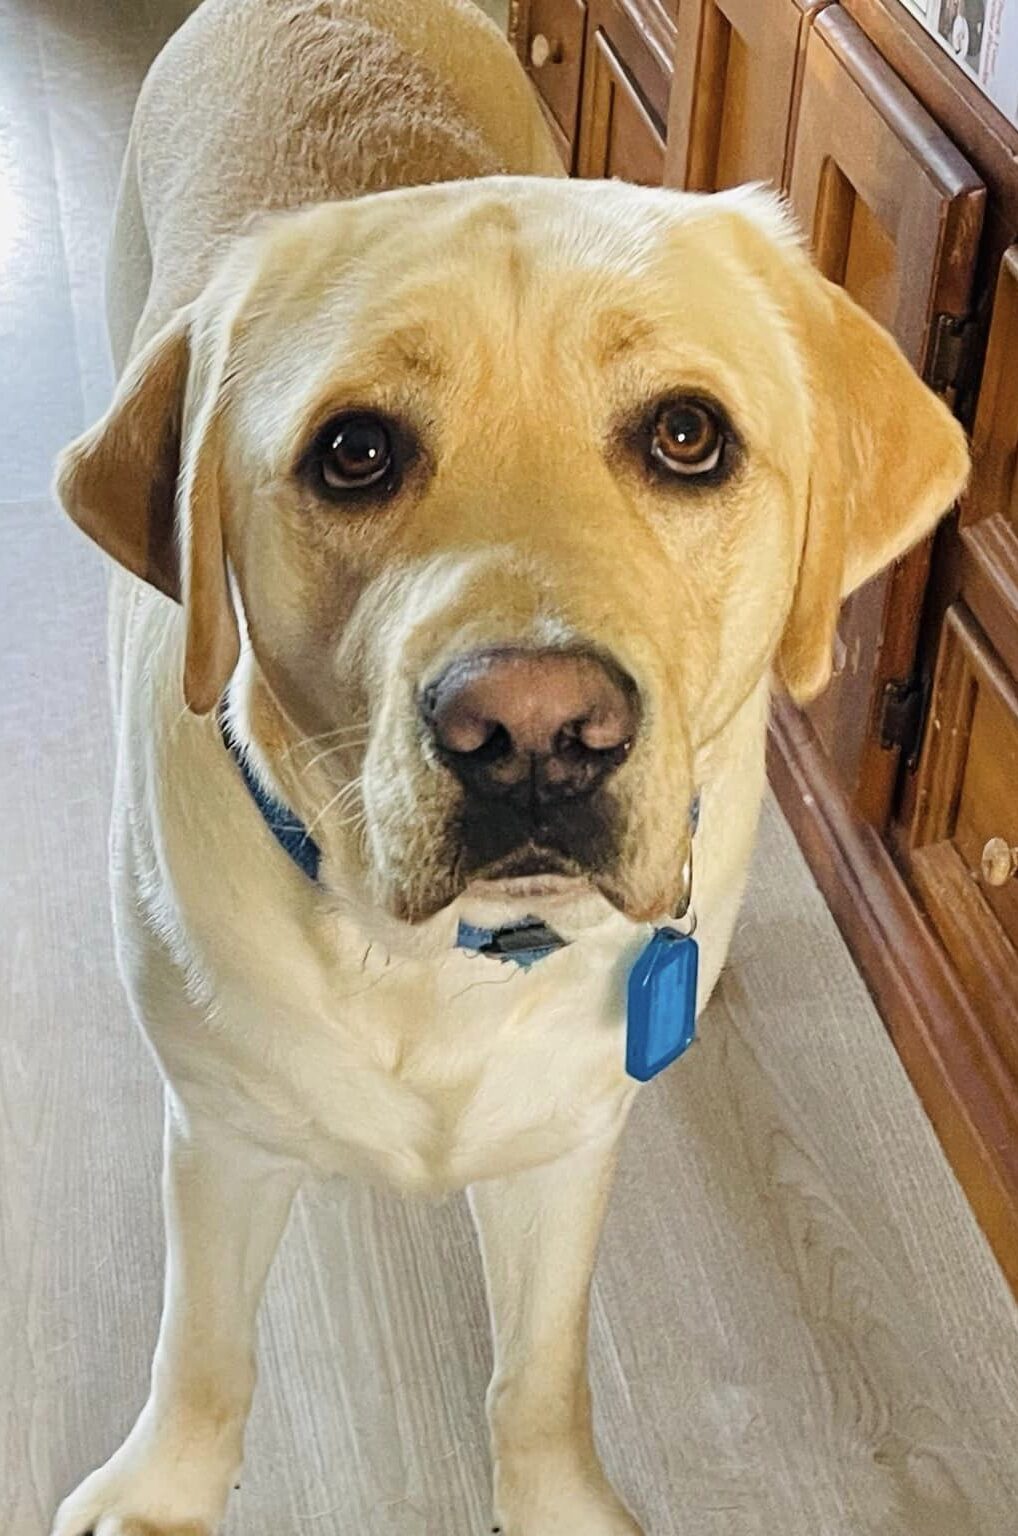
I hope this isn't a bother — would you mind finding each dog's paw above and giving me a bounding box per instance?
[54,1521,209,1536]
[493,1444,643,1536]
[51,1416,239,1536]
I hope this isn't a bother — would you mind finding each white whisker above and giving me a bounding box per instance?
[335,808,368,833]
[298,736,369,774]
[168,704,192,739]
[303,776,364,839]
[281,721,370,762]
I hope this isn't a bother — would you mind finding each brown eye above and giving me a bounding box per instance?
[315,413,393,491]
[651,401,724,476]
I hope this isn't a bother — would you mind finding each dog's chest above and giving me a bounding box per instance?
[200,935,638,1193]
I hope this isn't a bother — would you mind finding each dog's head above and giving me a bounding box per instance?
[57,180,967,924]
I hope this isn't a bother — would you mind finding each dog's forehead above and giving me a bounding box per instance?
[228,179,807,459]
[245,176,796,313]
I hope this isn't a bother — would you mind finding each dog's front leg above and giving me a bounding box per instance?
[468,1132,642,1536]
[52,1096,298,1536]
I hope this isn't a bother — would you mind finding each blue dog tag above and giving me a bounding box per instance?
[625,928,699,1082]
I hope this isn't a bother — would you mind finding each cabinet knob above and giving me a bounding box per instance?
[530,33,562,68]
[980,837,1018,887]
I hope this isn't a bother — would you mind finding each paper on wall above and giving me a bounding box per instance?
[892,0,1018,129]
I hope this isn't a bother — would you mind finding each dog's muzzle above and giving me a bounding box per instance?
[420,646,639,877]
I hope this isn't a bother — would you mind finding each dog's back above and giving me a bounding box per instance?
[102,0,562,726]
[108,0,562,366]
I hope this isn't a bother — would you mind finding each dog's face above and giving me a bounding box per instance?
[57,180,968,924]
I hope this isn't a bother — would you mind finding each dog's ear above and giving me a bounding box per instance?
[777,273,969,703]
[55,307,240,714]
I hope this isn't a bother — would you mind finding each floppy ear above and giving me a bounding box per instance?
[777,275,970,702]
[55,308,240,714]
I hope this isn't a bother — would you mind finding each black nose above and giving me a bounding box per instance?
[421,648,640,807]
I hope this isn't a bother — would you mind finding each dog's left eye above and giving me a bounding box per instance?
[650,401,724,477]
[307,412,395,496]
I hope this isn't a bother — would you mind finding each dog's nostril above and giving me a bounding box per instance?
[552,719,633,762]
[467,722,513,764]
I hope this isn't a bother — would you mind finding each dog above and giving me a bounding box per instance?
[51,0,969,1531]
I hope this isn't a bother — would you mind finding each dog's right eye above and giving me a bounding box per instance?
[304,412,397,498]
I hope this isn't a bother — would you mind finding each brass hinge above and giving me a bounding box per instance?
[878,674,931,769]
[926,313,979,395]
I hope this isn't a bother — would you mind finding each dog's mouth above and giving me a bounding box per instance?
[383,786,635,923]
[474,842,583,879]
[463,844,593,900]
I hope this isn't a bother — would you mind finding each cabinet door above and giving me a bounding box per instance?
[958,249,1018,687]
[666,0,828,193]
[786,8,983,827]
[518,0,589,170]
[576,0,667,185]
[909,606,1018,1052]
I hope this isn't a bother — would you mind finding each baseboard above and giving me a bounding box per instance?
[768,697,1018,1295]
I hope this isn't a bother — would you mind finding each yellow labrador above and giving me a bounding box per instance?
[52,0,968,1532]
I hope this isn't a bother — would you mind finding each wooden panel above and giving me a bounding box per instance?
[520,0,588,155]
[910,606,1018,1051]
[911,842,1018,1078]
[665,0,828,193]
[618,0,679,90]
[787,7,983,828]
[959,249,1018,685]
[769,698,1018,1295]
[844,0,1018,232]
[576,4,667,184]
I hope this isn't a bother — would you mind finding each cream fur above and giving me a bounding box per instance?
[50,3,969,1534]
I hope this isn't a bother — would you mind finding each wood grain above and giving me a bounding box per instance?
[576,0,667,184]
[769,698,1018,1294]
[788,7,984,831]
[844,0,1018,229]
[2,3,1017,1535]
[516,0,587,151]
[664,0,828,195]
[956,249,1018,685]
[908,604,1018,1050]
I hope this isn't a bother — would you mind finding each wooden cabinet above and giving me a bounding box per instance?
[787,9,983,827]
[905,247,1018,1074]
[666,0,827,192]
[515,0,589,169]
[576,0,668,182]
[766,18,1018,1283]
[511,0,1018,1287]
[958,249,1018,687]
[513,0,673,178]
[910,606,1018,1058]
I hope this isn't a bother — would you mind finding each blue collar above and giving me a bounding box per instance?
[220,716,564,962]
[454,915,567,968]
[220,718,701,1082]
[223,716,323,882]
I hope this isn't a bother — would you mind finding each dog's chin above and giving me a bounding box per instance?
[455,846,637,929]
[457,872,615,931]
[388,841,676,928]
[468,873,590,900]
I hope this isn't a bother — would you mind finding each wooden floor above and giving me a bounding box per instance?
[2,2,1017,1534]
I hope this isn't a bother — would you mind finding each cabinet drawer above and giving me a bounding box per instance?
[523,0,588,155]
[577,13,667,183]
[960,248,1018,686]
[911,605,1018,1051]
[786,8,983,828]
[666,0,828,192]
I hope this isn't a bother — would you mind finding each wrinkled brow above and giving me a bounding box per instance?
[367,322,449,382]
[589,309,659,370]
